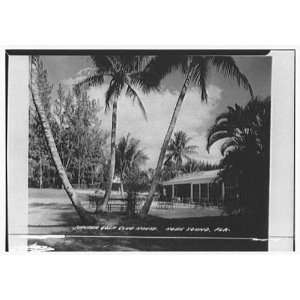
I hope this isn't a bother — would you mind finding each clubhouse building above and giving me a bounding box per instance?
[161,169,237,206]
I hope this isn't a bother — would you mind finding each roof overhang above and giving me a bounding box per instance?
[162,170,221,186]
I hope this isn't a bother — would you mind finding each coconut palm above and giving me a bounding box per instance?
[207,97,271,214]
[74,55,153,212]
[140,55,254,215]
[115,133,148,196]
[29,56,96,224]
[164,131,198,169]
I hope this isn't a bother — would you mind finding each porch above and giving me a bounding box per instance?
[161,170,235,207]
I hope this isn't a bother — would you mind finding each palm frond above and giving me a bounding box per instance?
[207,130,231,152]
[208,56,254,97]
[132,149,148,165]
[118,55,154,73]
[125,83,147,120]
[132,55,155,73]
[73,73,104,97]
[105,78,123,111]
[191,56,209,101]
[207,122,232,142]
[90,55,115,73]
[220,138,238,156]
[134,55,188,93]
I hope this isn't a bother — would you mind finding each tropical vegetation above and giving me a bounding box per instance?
[29,56,96,224]
[29,67,109,190]
[164,130,198,168]
[207,97,271,216]
[115,133,148,195]
[139,55,254,215]
[74,55,154,212]
[29,54,271,225]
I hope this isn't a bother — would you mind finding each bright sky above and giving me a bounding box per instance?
[42,55,272,169]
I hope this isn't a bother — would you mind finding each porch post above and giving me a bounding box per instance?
[199,183,202,204]
[207,183,210,205]
[221,182,225,202]
[190,184,193,203]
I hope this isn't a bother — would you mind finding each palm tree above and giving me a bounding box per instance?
[164,131,198,169]
[207,97,270,155]
[140,55,254,216]
[74,55,153,212]
[207,97,271,214]
[115,133,148,196]
[29,56,96,224]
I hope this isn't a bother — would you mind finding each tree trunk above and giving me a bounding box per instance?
[120,179,124,198]
[97,97,118,212]
[39,152,43,189]
[78,160,81,188]
[140,68,193,216]
[29,56,96,225]
[91,167,94,185]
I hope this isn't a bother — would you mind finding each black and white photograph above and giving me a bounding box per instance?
[6,50,295,251]
[1,2,300,299]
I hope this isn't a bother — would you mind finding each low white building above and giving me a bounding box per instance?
[161,169,236,206]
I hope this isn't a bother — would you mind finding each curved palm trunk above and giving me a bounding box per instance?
[30,56,96,225]
[140,68,193,216]
[97,97,118,212]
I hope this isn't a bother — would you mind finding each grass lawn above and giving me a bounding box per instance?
[28,188,268,251]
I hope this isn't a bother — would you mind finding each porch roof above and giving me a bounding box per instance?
[162,169,221,185]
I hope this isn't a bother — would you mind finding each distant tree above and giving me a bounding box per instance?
[115,133,148,195]
[160,161,177,181]
[164,131,198,170]
[28,58,53,188]
[180,159,219,174]
[160,159,219,181]
[52,84,74,171]
[180,159,200,173]
[29,56,96,224]
[52,85,109,187]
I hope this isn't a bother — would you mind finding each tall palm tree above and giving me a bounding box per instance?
[115,133,148,195]
[29,56,96,224]
[164,130,198,169]
[75,55,153,212]
[140,55,254,216]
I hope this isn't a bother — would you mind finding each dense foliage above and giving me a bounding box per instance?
[29,61,109,189]
[29,56,270,221]
[207,97,271,216]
